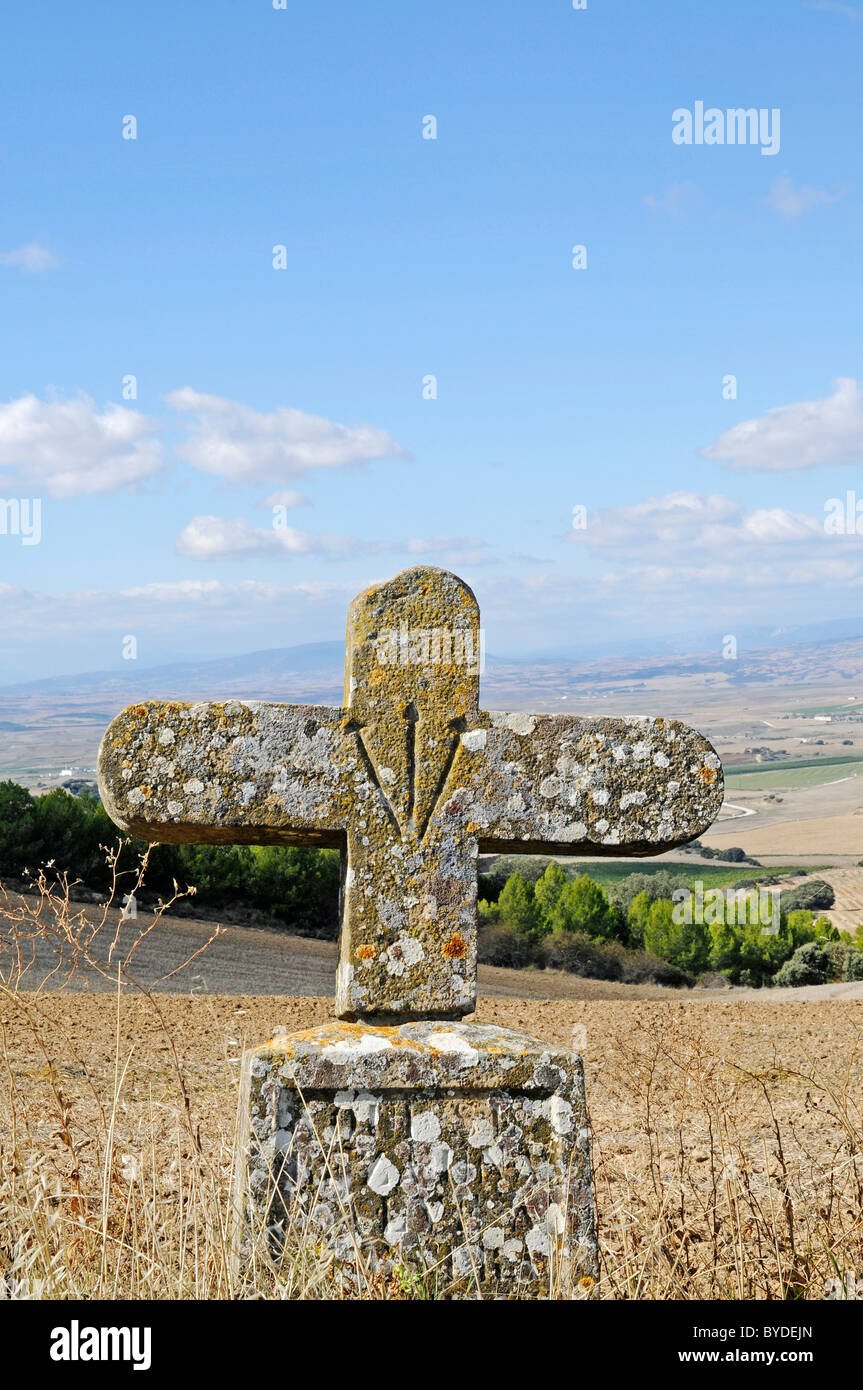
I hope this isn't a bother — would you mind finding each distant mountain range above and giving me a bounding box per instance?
[2,615,863,712]
[520,614,863,663]
[0,641,347,701]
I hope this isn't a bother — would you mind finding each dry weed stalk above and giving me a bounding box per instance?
[1,866,861,1299]
[590,1006,863,1299]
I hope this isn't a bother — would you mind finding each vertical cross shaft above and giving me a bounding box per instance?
[336,567,482,1019]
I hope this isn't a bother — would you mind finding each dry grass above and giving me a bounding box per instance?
[1,875,862,1300]
[587,1006,863,1299]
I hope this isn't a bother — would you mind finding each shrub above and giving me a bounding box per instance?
[824,941,855,982]
[843,950,863,982]
[486,855,553,886]
[539,930,623,980]
[608,869,689,916]
[617,951,693,988]
[477,870,506,902]
[477,924,537,969]
[773,941,829,988]
[537,930,692,987]
[781,879,836,913]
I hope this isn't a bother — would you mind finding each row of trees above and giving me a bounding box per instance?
[479,862,862,987]
[1,780,859,987]
[0,781,340,938]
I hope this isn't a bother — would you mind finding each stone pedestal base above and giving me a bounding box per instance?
[237,1020,597,1299]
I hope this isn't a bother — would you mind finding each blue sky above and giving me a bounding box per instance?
[1,0,862,682]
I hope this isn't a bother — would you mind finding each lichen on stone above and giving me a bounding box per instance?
[98,566,724,1022]
[237,1021,597,1299]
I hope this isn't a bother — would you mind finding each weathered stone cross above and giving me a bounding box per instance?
[98,566,723,1021]
[99,565,724,1296]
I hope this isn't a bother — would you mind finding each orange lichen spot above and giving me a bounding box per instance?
[577,1276,596,1292]
[134,706,147,718]
[356,944,375,961]
[698,766,718,784]
[443,932,467,960]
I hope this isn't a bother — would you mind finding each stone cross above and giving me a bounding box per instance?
[98,566,723,1021]
[99,565,725,1297]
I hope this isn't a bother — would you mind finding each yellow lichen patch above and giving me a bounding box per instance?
[442,932,467,960]
[698,766,718,784]
[355,944,375,961]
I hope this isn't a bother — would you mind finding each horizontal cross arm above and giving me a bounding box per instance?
[454,712,724,856]
[98,699,358,847]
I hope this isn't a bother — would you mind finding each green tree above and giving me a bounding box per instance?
[708,916,741,977]
[497,872,540,938]
[248,845,340,936]
[813,914,839,942]
[786,909,818,949]
[626,889,653,948]
[551,875,619,940]
[533,862,567,937]
[0,780,37,876]
[641,896,710,974]
[31,788,92,877]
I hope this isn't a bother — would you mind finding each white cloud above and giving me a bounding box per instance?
[176,515,321,560]
[0,393,164,497]
[0,578,359,680]
[0,242,63,273]
[117,578,349,604]
[165,387,411,483]
[403,535,487,555]
[702,378,863,471]
[765,175,842,221]
[568,491,823,553]
[805,2,863,20]
[570,492,737,548]
[643,182,702,217]
[175,514,492,563]
[261,489,308,508]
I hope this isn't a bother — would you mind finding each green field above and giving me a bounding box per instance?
[485,855,825,892]
[725,760,863,791]
[727,753,862,776]
[792,700,863,716]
